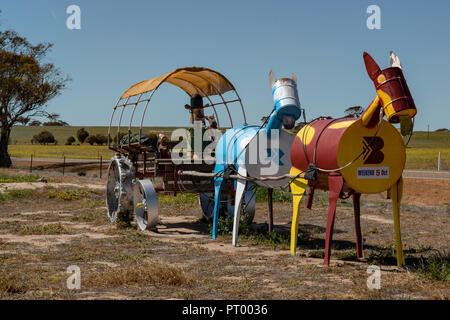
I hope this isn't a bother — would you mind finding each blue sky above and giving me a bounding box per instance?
[1,0,449,130]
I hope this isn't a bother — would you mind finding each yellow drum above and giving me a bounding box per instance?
[291,118,405,193]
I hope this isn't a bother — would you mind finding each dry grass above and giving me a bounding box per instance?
[0,273,30,296]
[17,223,73,235]
[84,259,192,288]
[0,167,448,300]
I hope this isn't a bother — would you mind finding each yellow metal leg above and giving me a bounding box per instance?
[391,176,405,266]
[290,177,308,257]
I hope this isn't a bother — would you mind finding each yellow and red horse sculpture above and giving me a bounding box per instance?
[289,51,417,266]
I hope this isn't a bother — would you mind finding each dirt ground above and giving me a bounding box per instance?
[0,168,448,300]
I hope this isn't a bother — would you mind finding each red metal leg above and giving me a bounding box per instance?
[352,193,363,258]
[324,174,344,266]
[267,188,274,232]
[306,186,315,209]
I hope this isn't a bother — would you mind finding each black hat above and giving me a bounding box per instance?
[190,94,204,108]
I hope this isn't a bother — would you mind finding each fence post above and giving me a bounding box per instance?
[30,154,33,173]
[63,156,66,176]
[100,156,103,179]
[438,152,441,171]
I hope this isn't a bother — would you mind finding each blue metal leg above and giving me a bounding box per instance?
[212,176,224,240]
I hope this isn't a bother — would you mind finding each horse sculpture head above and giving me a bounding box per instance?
[267,71,302,131]
[362,51,417,134]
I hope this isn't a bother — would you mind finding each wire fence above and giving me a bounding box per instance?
[27,154,106,178]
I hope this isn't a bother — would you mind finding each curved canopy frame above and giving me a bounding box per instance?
[108,67,247,152]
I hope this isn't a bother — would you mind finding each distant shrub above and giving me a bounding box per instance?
[65,136,76,145]
[95,134,107,145]
[435,128,448,132]
[33,130,56,145]
[85,134,98,145]
[77,128,89,144]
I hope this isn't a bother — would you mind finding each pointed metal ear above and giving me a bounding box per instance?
[390,51,402,69]
[291,73,297,83]
[363,52,382,81]
[269,70,276,88]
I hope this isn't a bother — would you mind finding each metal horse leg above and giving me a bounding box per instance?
[352,193,363,258]
[290,178,308,257]
[232,166,247,246]
[324,174,344,266]
[390,176,405,266]
[306,186,315,209]
[267,188,274,232]
[212,176,224,240]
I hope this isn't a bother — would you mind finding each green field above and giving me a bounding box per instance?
[8,144,115,160]
[9,126,179,145]
[8,126,180,160]
[7,126,450,170]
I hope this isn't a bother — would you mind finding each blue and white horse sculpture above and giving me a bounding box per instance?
[211,71,303,245]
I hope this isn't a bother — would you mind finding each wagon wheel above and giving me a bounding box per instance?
[106,155,135,223]
[133,179,159,230]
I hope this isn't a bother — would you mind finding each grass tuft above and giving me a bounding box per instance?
[46,188,89,201]
[0,189,35,201]
[209,216,296,248]
[158,193,198,205]
[85,259,192,287]
[255,187,292,203]
[0,274,29,295]
[417,251,449,282]
[17,223,72,235]
[0,174,40,183]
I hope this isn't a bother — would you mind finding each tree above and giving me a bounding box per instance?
[85,134,98,145]
[28,120,41,126]
[16,116,30,125]
[95,134,107,145]
[344,106,364,118]
[77,128,89,144]
[33,130,56,145]
[43,120,69,126]
[0,18,69,166]
[43,113,69,126]
[65,136,76,145]
[46,113,60,122]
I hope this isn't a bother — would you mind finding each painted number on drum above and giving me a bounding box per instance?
[357,167,389,179]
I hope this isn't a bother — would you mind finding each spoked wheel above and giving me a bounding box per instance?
[133,179,159,230]
[106,155,135,223]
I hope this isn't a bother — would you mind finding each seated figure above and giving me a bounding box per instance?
[157,133,171,159]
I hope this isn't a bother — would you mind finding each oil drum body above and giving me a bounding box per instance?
[291,118,406,194]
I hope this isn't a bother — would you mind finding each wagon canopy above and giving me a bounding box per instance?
[120,67,236,98]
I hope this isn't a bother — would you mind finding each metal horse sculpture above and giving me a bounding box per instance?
[289,51,417,266]
[212,72,303,245]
